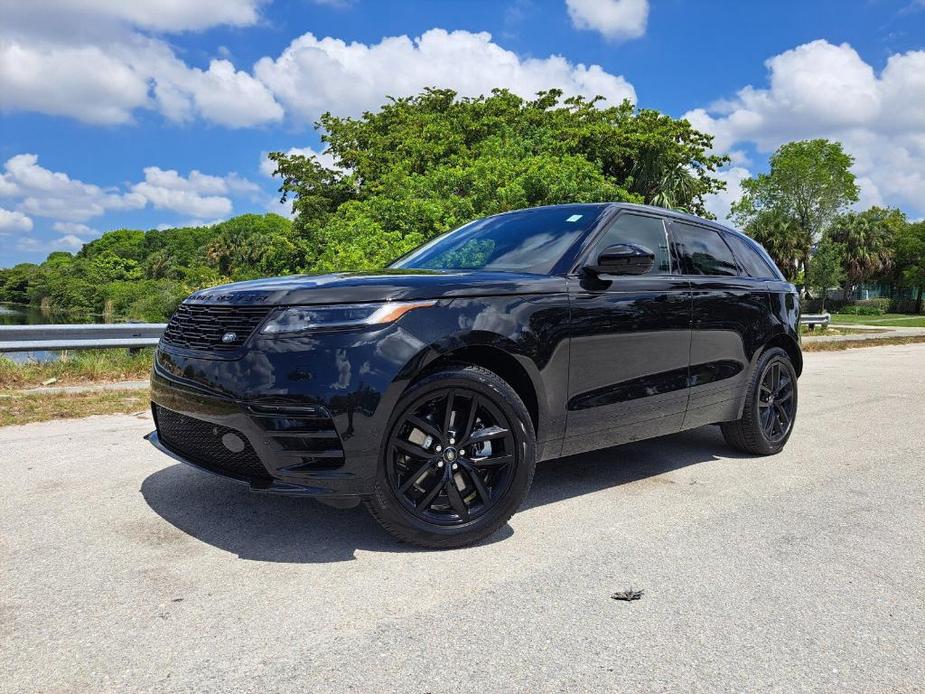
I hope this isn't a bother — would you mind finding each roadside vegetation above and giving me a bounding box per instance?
[830,313,925,328]
[0,349,152,390]
[799,325,882,337]
[802,336,925,352]
[0,388,148,427]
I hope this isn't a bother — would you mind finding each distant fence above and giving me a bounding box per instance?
[0,324,165,353]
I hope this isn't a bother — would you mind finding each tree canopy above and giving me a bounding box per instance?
[269,88,729,271]
[731,139,859,288]
[828,207,904,300]
[894,220,925,313]
[0,214,295,321]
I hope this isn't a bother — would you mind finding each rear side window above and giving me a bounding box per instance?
[589,213,671,275]
[723,233,779,279]
[670,222,738,276]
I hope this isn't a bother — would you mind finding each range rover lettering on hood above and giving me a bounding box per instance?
[187,292,272,304]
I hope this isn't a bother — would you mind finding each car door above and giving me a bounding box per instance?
[562,211,693,457]
[667,220,772,430]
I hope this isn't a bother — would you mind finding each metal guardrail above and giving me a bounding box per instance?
[800,312,831,329]
[0,323,166,353]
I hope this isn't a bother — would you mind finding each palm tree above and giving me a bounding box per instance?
[828,208,901,300]
[742,209,804,282]
[649,165,699,212]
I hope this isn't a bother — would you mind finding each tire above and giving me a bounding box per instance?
[721,346,798,455]
[366,364,536,548]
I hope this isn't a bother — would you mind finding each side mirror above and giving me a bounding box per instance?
[587,243,655,276]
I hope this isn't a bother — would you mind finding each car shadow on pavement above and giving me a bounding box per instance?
[140,425,746,563]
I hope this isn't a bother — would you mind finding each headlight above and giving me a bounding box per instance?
[260,300,436,335]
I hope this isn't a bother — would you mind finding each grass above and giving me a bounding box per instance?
[0,388,148,427]
[0,349,153,390]
[802,335,925,352]
[829,313,925,327]
[800,325,882,337]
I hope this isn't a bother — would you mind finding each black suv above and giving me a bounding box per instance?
[147,203,800,547]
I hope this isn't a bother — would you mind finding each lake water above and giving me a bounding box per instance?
[0,303,55,326]
[0,303,99,363]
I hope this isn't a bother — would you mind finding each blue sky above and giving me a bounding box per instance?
[2,0,924,266]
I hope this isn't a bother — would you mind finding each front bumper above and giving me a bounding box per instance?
[147,362,385,499]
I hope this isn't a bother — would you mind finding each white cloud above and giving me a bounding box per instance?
[0,207,33,234]
[4,0,265,35]
[3,0,635,131]
[0,36,283,127]
[0,153,145,222]
[152,57,283,127]
[132,167,234,218]
[0,154,260,226]
[566,0,648,41]
[0,40,151,125]
[684,40,925,218]
[254,29,636,124]
[259,147,338,178]
[55,233,85,250]
[0,1,281,128]
[702,167,751,222]
[16,234,84,253]
[52,221,97,237]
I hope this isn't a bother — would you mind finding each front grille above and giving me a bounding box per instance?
[154,405,272,483]
[162,303,272,352]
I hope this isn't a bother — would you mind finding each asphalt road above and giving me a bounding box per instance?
[2,345,924,692]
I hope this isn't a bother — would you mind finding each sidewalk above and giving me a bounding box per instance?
[804,323,925,343]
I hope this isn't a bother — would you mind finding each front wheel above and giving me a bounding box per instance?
[721,347,798,455]
[366,365,536,548]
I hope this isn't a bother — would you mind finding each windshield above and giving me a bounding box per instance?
[390,205,608,274]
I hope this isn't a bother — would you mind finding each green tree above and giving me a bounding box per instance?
[731,139,859,292]
[828,207,903,300]
[806,235,845,311]
[269,88,729,272]
[204,214,298,279]
[740,208,804,282]
[894,220,925,314]
[0,263,41,305]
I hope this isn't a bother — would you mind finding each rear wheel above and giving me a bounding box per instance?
[366,365,535,548]
[721,347,798,455]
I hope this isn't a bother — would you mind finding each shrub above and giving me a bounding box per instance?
[839,304,885,316]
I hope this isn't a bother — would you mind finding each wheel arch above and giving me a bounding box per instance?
[763,332,803,377]
[394,332,546,442]
[417,344,540,439]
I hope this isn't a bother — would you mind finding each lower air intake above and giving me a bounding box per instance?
[153,404,272,483]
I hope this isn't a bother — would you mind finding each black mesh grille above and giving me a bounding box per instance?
[154,405,271,482]
[162,303,272,351]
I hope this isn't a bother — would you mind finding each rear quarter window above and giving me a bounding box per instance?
[724,233,779,279]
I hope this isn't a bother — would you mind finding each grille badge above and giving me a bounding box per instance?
[221,332,238,344]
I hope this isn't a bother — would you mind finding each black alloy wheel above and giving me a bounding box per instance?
[387,388,516,525]
[721,346,798,455]
[367,365,536,548]
[757,359,795,443]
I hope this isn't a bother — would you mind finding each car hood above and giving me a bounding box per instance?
[184,269,566,306]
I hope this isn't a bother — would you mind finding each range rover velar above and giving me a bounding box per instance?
[147,203,801,547]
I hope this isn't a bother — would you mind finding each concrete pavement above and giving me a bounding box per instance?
[1,345,924,692]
